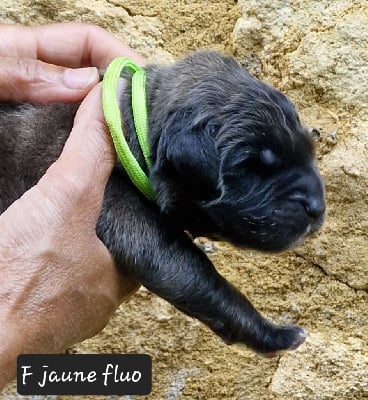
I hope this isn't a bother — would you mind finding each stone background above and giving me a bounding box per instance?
[1,1,367,399]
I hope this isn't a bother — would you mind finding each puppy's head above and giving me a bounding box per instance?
[148,51,325,252]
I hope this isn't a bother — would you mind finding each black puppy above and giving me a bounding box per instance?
[0,51,325,355]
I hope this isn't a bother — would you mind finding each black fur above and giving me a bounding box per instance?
[0,51,325,355]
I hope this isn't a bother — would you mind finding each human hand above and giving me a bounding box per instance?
[0,22,145,103]
[0,23,143,389]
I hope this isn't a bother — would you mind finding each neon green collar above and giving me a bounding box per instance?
[102,57,155,202]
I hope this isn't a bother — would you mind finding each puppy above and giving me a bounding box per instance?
[0,51,325,356]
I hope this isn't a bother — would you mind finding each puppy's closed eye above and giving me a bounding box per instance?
[238,149,281,176]
[259,149,280,167]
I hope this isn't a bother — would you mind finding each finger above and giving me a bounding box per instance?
[0,57,99,103]
[43,82,117,197]
[0,23,146,69]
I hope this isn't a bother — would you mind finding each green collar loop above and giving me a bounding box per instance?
[102,57,155,202]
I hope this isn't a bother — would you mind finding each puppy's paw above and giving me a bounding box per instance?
[260,325,307,358]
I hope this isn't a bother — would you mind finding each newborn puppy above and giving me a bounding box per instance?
[0,51,325,356]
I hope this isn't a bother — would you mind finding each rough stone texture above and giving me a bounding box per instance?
[1,1,367,399]
[271,333,368,399]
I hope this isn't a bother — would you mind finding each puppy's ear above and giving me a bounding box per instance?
[166,122,220,195]
[152,114,220,211]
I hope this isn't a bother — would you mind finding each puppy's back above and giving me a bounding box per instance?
[0,102,77,211]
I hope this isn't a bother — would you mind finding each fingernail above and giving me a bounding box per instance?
[63,67,99,90]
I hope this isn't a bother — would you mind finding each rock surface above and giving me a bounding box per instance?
[1,0,367,399]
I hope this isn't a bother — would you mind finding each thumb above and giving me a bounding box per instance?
[0,57,99,103]
[39,83,117,207]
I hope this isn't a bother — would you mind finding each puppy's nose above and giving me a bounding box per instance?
[305,197,325,219]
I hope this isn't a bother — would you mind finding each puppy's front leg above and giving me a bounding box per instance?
[98,171,306,355]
